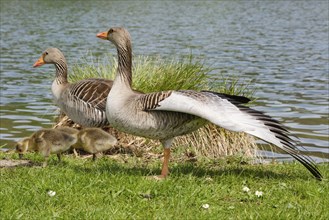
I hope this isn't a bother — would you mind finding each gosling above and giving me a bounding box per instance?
[73,128,117,161]
[15,128,78,167]
[55,126,79,136]
[55,126,80,156]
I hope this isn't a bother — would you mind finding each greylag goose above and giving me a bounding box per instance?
[96,27,322,180]
[72,128,117,161]
[33,48,112,127]
[15,128,78,167]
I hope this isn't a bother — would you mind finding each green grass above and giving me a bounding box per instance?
[1,151,328,219]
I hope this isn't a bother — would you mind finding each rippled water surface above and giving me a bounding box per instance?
[0,1,328,161]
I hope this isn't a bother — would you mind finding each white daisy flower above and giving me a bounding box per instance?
[202,204,210,209]
[242,186,250,192]
[255,190,263,197]
[47,190,56,197]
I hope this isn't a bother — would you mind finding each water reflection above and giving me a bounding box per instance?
[0,1,328,160]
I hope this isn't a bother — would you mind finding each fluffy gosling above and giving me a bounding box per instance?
[73,128,117,161]
[15,128,78,167]
[55,126,79,136]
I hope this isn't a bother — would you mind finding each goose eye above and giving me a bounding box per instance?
[45,52,49,55]
[108,29,114,34]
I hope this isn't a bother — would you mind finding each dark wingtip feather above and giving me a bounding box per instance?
[201,90,251,104]
[231,101,323,180]
[290,153,323,181]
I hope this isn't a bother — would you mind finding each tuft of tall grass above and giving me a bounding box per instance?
[56,53,257,159]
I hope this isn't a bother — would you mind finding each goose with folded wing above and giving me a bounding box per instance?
[33,48,112,127]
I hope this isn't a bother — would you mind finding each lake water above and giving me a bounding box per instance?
[0,1,328,161]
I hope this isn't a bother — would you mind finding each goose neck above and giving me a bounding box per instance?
[54,60,68,85]
[116,45,132,88]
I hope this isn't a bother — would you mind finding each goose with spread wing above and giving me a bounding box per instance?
[33,48,112,127]
[96,27,322,180]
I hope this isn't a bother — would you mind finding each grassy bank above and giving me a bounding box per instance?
[0,151,328,219]
[4,54,326,219]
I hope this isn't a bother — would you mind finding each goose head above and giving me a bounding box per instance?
[15,137,30,159]
[33,48,66,67]
[96,27,131,48]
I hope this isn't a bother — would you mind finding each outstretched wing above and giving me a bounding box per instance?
[141,90,322,180]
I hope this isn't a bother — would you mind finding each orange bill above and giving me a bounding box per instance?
[96,31,108,39]
[33,56,45,67]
